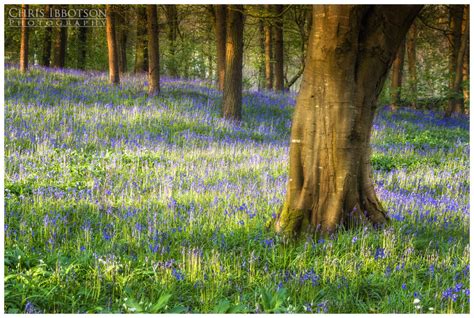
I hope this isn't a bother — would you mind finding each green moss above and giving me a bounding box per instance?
[275,202,306,238]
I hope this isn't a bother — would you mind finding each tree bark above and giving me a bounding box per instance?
[52,5,68,68]
[165,5,179,78]
[275,5,422,237]
[222,5,244,121]
[406,23,417,108]
[446,5,464,117]
[214,5,227,91]
[274,5,285,91]
[116,7,128,73]
[147,5,160,96]
[134,6,148,73]
[264,5,273,90]
[390,38,405,111]
[20,4,29,73]
[463,41,469,105]
[447,5,469,116]
[41,5,52,67]
[106,5,120,85]
[77,10,88,70]
[258,18,265,91]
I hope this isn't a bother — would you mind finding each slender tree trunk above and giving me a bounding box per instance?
[407,23,417,108]
[134,6,148,73]
[390,38,405,111]
[463,44,469,106]
[222,5,244,121]
[165,5,179,78]
[116,7,128,73]
[119,30,127,73]
[448,5,469,116]
[274,5,285,91]
[77,10,88,70]
[264,5,273,90]
[20,5,29,72]
[275,5,422,237]
[41,5,52,67]
[106,5,120,85]
[461,2,469,108]
[208,39,213,80]
[53,5,68,68]
[147,5,160,96]
[258,19,265,91]
[446,5,464,117]
[214,5,227,91]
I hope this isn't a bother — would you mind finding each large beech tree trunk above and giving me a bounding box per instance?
[264,5,273,90]
[407,23,417,108]
[147,5,160,96]
[275,5,422,237]
[134,6,148,73]
[222,5,244,121]
[273,5,285,91]
[20,5,29,73]
[41,5,52,67]
[390,38,405,111]
[106,5,120,85]
[214,5,227,91]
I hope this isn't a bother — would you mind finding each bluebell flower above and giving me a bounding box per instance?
[374,247,385,260]
[172,268,184,281]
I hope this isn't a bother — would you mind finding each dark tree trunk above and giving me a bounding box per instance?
[119,30,127,73]
[106,5,120,85]
[41,5,52,67]
[134,6,148,73]
[53,5,68,68]
[274,5,285,91]
[258,18,265,91]
[147,5,160,96]
[77,10,88,70]
[222,5,244,121]
[390,38,406,111]
[275,5,422,237]
[264,5,273,90]
[20,4,29,73]
[406,23,417,108]
[214,5,227,91]
[165,5,179,78]
[463,39,469,105]
[116,7,128,73]
[446,5,468,117]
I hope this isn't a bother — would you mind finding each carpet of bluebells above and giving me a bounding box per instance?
[4,65,470,313]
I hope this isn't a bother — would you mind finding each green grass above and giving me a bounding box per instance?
[4,66,470,313]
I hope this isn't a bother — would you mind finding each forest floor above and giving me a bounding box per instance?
[4,65,470,313]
